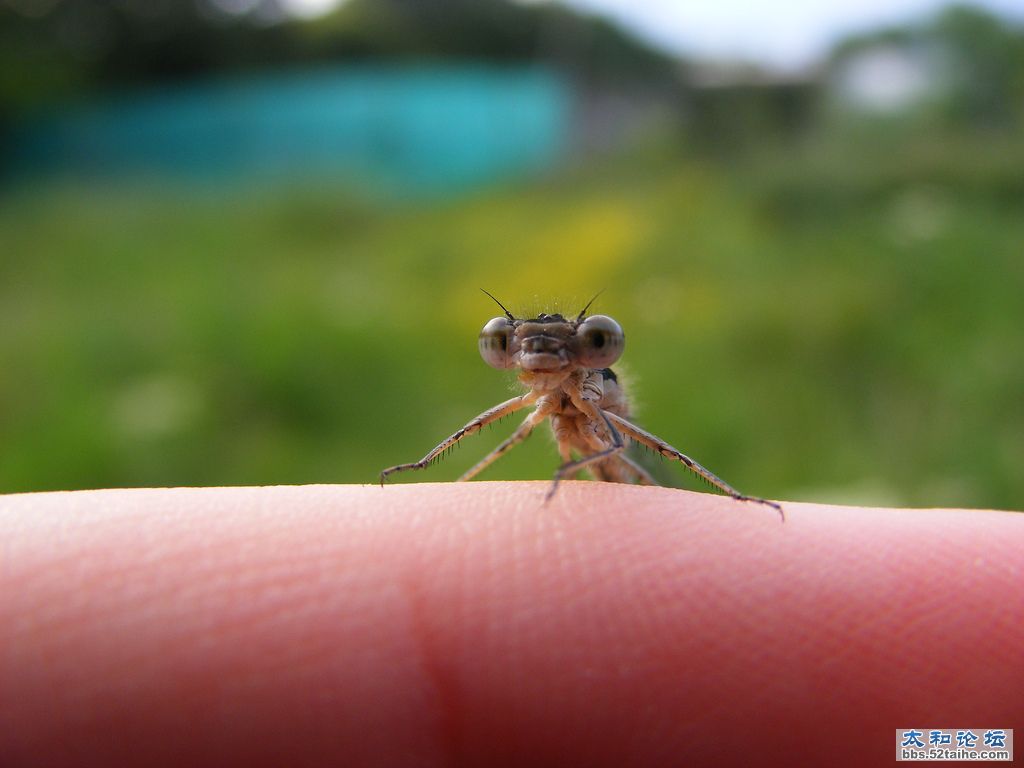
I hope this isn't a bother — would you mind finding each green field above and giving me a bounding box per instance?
[2,136,1022,509]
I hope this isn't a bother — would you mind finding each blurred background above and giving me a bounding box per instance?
[1,0,1022,509]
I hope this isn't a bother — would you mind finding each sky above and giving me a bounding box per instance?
[279,0,342,19]
[280,0,1024,70]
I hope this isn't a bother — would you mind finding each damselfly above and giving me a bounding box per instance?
[381,292,782,518]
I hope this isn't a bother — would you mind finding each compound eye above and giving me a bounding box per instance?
[575,314,624,368]
[479,316,516,369]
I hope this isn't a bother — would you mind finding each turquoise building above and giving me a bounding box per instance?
[11,66,570,195]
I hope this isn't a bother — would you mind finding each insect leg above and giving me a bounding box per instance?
[557,439,574,465]
[380,393,536,484]
[577,422,658,485]
[552,413,585,480]
[589,454,631,483]
[611,452,659,485]
[546,410,625,501]
[458,405,551,481]
[603,410,783,519]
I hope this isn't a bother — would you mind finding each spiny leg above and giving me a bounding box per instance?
[579,425,658,485]
[458,406,551,481]
[380,393,536,484]
[603,410,784,520]
[546,411,624,502]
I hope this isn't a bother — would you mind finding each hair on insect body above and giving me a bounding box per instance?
[380,291,783,519]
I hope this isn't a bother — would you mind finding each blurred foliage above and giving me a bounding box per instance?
[1,1,1023,510]
[686,6,1024,156]
[1,129,1022,508]
[0,0,679,118]
[829,4,1024,130]
[686,79,818,155]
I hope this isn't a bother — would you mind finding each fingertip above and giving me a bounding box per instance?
[1,484,1020,767]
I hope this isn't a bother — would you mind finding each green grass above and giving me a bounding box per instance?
[2,137,1022,509]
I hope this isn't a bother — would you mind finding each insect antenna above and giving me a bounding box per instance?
[480,289,515,321]
[576,289,606,322]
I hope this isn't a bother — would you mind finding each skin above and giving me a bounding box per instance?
[0,482,1021,767]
